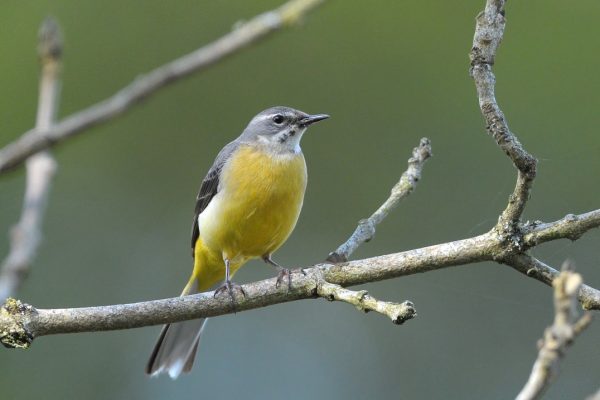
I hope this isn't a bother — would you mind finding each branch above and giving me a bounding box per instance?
[516,262,593,400]
[327,138,432,262]
[523,210,600,248]
[470,0,537,226]
[0,0,325,174]
[316,281,416,324]
[3,207,600,348]
[0,232,496,348]
[503,254,600,311]
[0,18,61,300]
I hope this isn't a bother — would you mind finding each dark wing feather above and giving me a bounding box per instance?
[191,140,239,256]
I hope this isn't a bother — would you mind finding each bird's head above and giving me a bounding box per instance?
[240,106,329,154]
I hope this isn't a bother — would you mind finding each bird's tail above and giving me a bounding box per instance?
[145,276,207,379]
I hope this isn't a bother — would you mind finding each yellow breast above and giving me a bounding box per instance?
[198,144,307,264]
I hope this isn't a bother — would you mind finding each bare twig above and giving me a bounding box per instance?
[470,0,537,227]
[327,138,432,263]
[316,281,416,324]
[516,261,593,400]
[0,0,325,174]
[523,210,600,248]
[503,255,600,311]
[322,139,430,324]
[0,18,62,300]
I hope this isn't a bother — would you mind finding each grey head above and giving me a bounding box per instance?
[238,106,329,154]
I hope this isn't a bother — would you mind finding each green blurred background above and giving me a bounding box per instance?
[1,1,599,399]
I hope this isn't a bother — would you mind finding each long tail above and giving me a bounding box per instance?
[145,277,207,379]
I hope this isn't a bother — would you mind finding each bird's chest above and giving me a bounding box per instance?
[200,146,307,256]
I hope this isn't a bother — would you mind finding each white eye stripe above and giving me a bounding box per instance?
[253,115,272,123]
[256,113,293,121]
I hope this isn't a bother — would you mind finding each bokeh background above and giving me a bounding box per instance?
[1,1,599,399]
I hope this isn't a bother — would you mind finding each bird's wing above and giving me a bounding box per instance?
[191,140,240,256]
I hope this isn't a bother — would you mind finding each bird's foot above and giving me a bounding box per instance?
[262,255,293,290]
[275,267,292,290]
[214,280,246,311]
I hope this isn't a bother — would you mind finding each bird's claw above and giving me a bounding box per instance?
[214,281,246,311]
[275,267,292,290]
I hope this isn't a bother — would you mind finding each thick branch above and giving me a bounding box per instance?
[516,262,593,400]
[0,232,496,347]
[3,205,600,348]
[0,0,325,174]
[327,138,432,262]
[0,18,61,300]
[470,0,537,225]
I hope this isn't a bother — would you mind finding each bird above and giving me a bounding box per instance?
[145,106,329,378]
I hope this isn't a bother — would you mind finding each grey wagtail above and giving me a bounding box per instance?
[146,106,329,378]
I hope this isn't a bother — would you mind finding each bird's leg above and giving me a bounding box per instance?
[262,255,292,290]
[214,258,246,310]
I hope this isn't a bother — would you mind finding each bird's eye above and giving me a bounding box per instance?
[272,114,285,124]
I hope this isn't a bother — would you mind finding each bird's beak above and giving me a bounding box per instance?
[298,114,330,127]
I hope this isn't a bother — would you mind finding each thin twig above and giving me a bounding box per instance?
[327,138,432,263]
[515,261,593,400]
[0,0,325,174]
[317,281,416,324]
[503,254,600,311]
[470,0,537,227]
[0,18,61,300]
[324,138,431,323]
[523,210,600,248]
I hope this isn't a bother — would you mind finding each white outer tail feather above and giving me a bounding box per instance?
[146,281,209,379]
